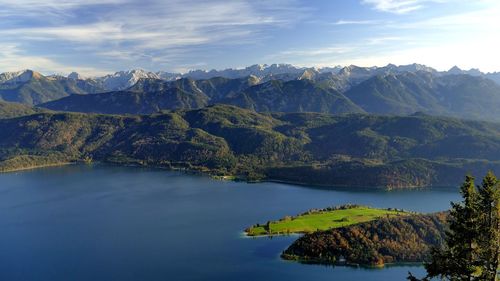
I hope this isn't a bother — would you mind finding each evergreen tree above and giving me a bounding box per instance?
[409,173,499,281]
[410,175,480,281]
[476,172,500,281]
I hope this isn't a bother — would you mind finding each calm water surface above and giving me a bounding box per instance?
[0,165,461,281]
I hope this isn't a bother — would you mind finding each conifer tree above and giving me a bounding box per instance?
[476,172,499,281]
[410,175,480,281]
[409,173,499,281]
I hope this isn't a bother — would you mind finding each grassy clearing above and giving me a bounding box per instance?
[245,205,409,236]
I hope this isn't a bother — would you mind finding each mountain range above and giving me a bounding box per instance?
[2,63,500,121]
[41,69,500,122]
[0,70,104,105]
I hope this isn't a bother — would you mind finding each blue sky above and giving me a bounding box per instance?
[0,0,499,75]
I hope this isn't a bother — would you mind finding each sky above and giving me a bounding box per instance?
[0,0,499,75]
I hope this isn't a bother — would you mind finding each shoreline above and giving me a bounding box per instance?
[0,162,75,173]
[281,254,425,268]
[264,178,435,190]
[0,160,452,191]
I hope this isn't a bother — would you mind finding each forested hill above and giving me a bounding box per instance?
[0,101,43,119]
[1,105,500,187]
[282,213,448,266]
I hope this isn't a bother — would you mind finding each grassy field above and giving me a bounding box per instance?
[245,206,409,236]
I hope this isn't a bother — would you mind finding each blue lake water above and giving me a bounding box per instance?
[0,165,461,281]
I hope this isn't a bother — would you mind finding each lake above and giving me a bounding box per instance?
[0,165,461,281]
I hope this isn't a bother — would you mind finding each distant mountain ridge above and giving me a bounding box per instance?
[343,72,500,120]
[88,63,500,86]
[3,63,500,120]
[3,63,499,92]
[41,69,500,121]
[0,70,104,105]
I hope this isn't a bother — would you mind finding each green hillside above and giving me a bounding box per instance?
[1,104,500,187]
[0,101,43,119]
[245,205,408,236]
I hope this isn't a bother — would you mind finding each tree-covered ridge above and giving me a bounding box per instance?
[0,101,45,119]
[344,72,500,121]
[41,77,363,115]
[221,79,364,114]
[1,104,500,187]
[282,212,448,267]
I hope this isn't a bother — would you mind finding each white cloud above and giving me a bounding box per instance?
[287,37,500,73]
[0,0,128,19]
[362,0,447,14]
[0,0,308,73]
[391,4,500,29]
[0,44,109,76]
[333,20,382,25]
[333,36,500,72]
[276,46,353,58]
[266,36,407,65]
[1,0,306,47]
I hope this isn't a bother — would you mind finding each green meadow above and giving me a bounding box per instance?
[245,206,409,236]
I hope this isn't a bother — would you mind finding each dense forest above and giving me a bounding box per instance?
[1,104,500,187]
[0,101,44,119]
[282,213,448,266]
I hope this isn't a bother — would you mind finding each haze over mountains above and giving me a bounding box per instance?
[2,63,500,121]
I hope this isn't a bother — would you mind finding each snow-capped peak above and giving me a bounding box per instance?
[0,69,41,84]
[99,69,160,90]
[447,66,463,74]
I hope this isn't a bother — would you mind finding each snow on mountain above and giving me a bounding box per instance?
[182,64,307,80]
[98,69,160,90]
[7,63,500,93]
[0,70,40,84]
[318,66,343,74]
[386,63,437,73]
[155,71,182,81]
[445,66,484,77]
[65,63,441,89]
[486,72,500,85]
[68,72,86,80]
[447,66,464,75]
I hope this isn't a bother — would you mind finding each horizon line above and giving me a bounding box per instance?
[1,62,499,78]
